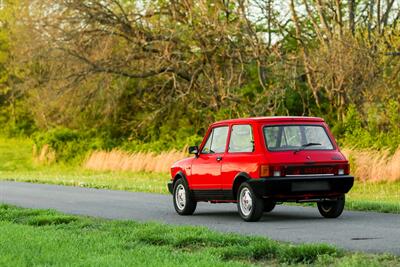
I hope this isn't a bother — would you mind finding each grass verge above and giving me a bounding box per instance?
[346,181,400,213]
[0,137,399,214]
[0,204,399,267]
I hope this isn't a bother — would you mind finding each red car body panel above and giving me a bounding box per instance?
[190,153,223,189]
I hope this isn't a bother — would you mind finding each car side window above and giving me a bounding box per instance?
[201,126,229,154]
[228,125,254,153]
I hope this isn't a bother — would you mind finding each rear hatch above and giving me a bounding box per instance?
[261,123,349,176]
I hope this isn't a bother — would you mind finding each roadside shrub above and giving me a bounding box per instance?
[0,100,37,137]
[27,215,78,226]
[121,134,202,153]
[31,124,202,164]
[341,102,400,152]
[27,100,400,165]
[32,128,107,163]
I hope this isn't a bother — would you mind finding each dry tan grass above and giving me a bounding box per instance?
[84,149,187,173]
[84,146,400,182]
[342,147,400,182]
[33,144,56,165]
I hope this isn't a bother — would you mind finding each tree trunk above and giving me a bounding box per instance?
[289,0,320,107]
[377,0,381,34]
[368,0,375,42]
[348,0,355,35]
[335,0,343,37]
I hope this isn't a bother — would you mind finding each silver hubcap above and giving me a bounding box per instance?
[321,202,332,212]
[239,187,253,216]
[175,184,186,210]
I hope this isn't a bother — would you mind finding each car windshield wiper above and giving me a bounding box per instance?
[294,142,321,154]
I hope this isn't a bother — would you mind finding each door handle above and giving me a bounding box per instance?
[216,156,222,162]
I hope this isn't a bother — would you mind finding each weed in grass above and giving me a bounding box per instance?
[0,205,79,226]
[26,215,78,226]
[277,243,341,264]
[213,241,279,262]
[334,253,400,267]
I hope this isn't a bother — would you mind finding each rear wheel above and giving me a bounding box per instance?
[237,182,264,222]
[317,195,345,218]
[173,179,197,215]
[263,200,276,212]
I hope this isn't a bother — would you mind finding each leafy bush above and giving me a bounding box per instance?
[32,128,109,163]
[0,100,37,137]
[121,134,202,153]
[341,101,400,152]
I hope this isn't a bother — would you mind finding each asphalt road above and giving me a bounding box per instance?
[1,181,399,255]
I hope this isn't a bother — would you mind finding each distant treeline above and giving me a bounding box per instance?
[0,0,399,159]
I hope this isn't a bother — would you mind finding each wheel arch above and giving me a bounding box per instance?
[173,171,189,188]
[232,172,251,200]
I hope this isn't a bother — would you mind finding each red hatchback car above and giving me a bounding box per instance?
[168,117,354,221]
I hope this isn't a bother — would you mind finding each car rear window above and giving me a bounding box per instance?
[263,125,334,151]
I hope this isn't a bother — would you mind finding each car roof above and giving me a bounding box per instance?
[212,116,325,126]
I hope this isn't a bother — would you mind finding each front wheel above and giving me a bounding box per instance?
[237,182,264,222]
[317,195,345,218]
[173,179,197,215]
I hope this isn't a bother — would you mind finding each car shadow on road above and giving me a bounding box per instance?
[185,204,365,223]
[192,210,324,222]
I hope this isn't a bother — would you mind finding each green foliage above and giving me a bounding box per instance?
[0,101,37,137]
[346,200,400,214]
[0,0,36,138]
[121,134,203,153]
[32,128,112,163]
[341,102,400,151]
[0,137,35,171]
[0,0,399,160]
[120,114,205,152]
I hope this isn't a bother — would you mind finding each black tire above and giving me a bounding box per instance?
[263,200,276,212]
[237,182,264,222]
[173,179,197,215]
[317,195,345,218]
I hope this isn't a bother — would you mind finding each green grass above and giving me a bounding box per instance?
[346,182,400,213]
[0,137,399,214]
[0,168,169,193]
[0,204,399,267]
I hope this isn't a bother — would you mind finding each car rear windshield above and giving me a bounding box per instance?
[263,125,334,151]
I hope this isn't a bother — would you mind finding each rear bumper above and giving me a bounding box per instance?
[248,175,354,200]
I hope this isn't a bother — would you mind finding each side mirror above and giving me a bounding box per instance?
[188,146,199,155]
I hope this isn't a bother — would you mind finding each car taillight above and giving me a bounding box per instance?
[260,165,270,177]
[260,165,285,177]
[337,164,350,175]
